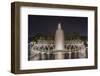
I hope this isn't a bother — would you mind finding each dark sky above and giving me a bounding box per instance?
[28,15,88,37]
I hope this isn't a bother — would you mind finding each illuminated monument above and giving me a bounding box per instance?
[29,23,87,60]
[55,23,65,59]
[55,23,64,50]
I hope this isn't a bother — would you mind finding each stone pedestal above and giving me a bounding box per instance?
[55,51,64,59]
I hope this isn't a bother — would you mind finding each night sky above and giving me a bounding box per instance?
[28,15,88,38]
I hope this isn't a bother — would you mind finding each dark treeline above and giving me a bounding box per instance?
[28,32,87,43]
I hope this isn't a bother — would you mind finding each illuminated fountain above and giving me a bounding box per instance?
[29,23,87,60]
[55,23,65,59]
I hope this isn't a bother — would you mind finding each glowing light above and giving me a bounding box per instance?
[55,23,64,50]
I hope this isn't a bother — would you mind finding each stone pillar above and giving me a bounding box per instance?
[41,52,45,60]
[47,53,50,60]
[68,52,71,59]
[78,45,86,58]
[75,51,78,58]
